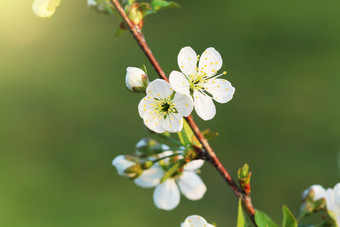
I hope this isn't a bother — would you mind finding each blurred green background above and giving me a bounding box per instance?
[1,0,339,226]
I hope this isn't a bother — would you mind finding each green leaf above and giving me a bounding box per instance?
[282,205,298,227]
[177,120,195,146]
[151,0,180,11]
[237,199,246,227]
[141,64,148,76]
[255,210,279,227]
[201,128,219,140]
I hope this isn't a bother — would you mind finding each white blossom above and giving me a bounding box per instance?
[304,183,340,224]
[153,159,206,210]
[181,215,214,227]
[112,155,136,178]
[125,67,149,93]
[169,46,235,120]
[138,79,193,133]
[32,0,60,18]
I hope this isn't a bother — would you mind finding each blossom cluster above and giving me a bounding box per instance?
[112,138,206,211]
[130,47,235,133]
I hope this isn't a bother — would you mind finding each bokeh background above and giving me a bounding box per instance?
[1,0,340,226]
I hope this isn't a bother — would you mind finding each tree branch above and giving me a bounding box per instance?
[110,0,256,224]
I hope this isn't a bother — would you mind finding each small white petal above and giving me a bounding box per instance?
[198,47,223,77]
[138,96,153,118]
[305,185,327,201]
[183,160,204,171]
[193,90,216,121]
[153,179,180,210]
[143,110,166,133]
[112,155,135,177]
[182,215,212,227]
[177,46,198,76]
[205,79,235,103]
[326,188,334,211]
[177,172,207,200]
[146,79,172,99]
[169,71,190,95]
[162,112,183,133]
[134,165,164,188]
[172,93,194,117]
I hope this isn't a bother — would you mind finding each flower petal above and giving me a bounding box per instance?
[162,112,183,133]
[112,155,135,177]
[146,79,172,99]
[183,160,204,171]
[178,46,198,76]
[143,109,165,133]
[205,78,235,103]
[153,179,180,210]
[169,71,190,95]
[138,96,154,118]
[173,93,194,117]
[177,171,207,200]
[193,90,216,120]
[198,47,223,77]
[134,165,164,188]
[182,215,212,227]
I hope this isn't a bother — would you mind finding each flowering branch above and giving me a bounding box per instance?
[110,0,256,223]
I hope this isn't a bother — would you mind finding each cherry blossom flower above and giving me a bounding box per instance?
[169,46,235,120]
[32,0,60,18]
[125,67,149,93]
[304,183,340,224]
[181,215,214,227]
[153,159,206,210]
[138,79,193,133]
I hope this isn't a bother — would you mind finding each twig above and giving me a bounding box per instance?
[110,0,256,224]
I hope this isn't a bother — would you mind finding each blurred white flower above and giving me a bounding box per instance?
[87,0,96,6]
[181,215,214,227]
[153,159,206,210]
[138,79,193,133]
[304,183,340,224]
[169,46,235,120]
[32,0,60,18]
[125,67,149,93]
[112,155,136,178]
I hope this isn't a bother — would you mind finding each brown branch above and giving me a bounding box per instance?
[110,0,256,224]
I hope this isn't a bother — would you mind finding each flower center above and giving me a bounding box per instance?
[154,99,177,118]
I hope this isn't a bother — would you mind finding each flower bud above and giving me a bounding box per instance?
[135,138,170,157]
[112,155,139,178]
[125,67,149,93]
[127,3,144,29]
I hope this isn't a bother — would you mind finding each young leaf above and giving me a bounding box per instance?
[151,0,180,11]
[201,128,219,140]
[282,205,298,227]
[177,120,195,146]
[237,199,246,227]
[141,64,148,76]
[255,210,279,227]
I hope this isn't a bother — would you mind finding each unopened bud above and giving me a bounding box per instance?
[127,3,144,29]
[125,67,149,93]
[135,138,170,156]
[238,163,252,195]
[112,155,138,178]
